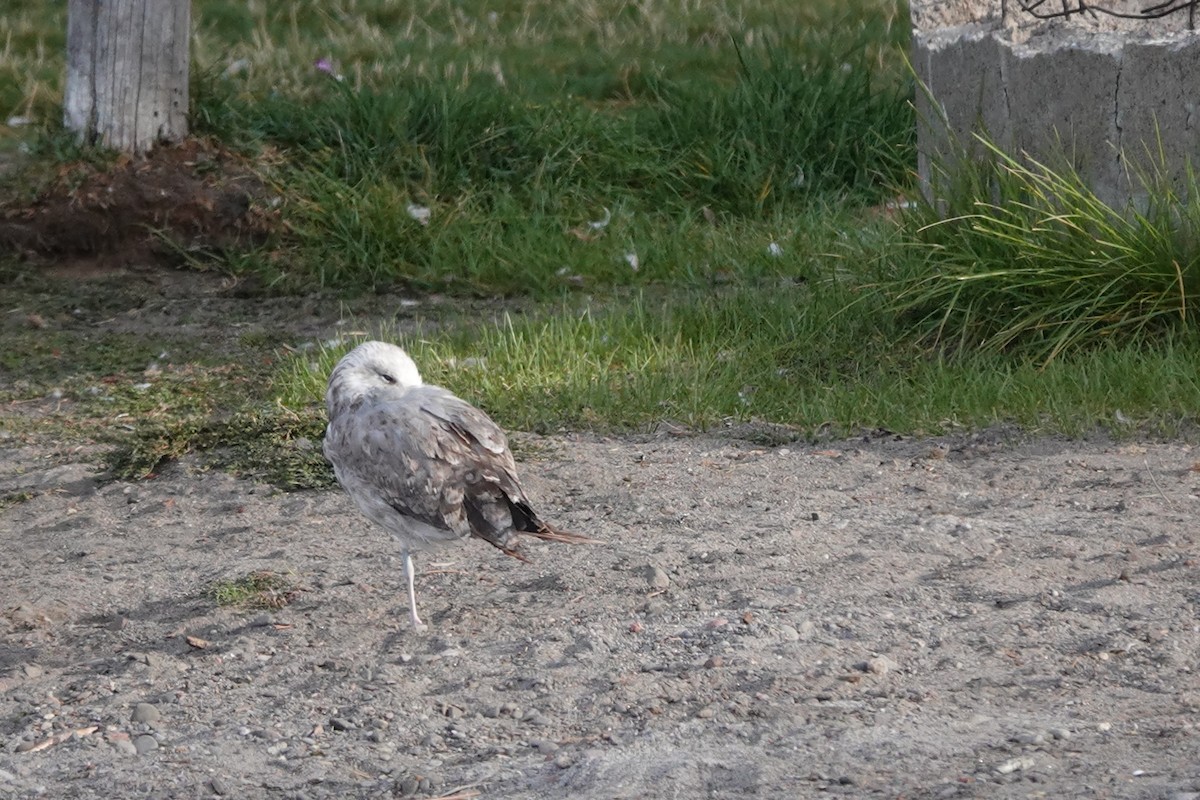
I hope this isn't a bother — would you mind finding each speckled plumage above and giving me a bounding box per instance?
[323,341,588,630]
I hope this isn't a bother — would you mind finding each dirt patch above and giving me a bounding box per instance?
[0,139,278,274]
[2,266,1199,798]
[2,431,1199,798]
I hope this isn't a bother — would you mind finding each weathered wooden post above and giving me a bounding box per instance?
[64,0,190,155]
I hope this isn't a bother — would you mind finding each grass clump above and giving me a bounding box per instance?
[188,2,912,291]
[888,137,1200,365]
[4,0,913,293]
[252,41,909,290]
[211,570,300,610]
[277,274,1200,440]
[0,491,36,510]
[104,407,333,489]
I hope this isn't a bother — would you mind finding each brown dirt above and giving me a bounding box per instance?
[2,431,1200,799]
[0,139,278,275]
[1,267,1199,799]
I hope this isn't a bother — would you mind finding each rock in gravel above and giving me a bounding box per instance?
[865,655,899,675]
[1012,731,1046,745]
[995,755,1035,774]
[643,564,670,590]
[131,703,160,724]
[394,775,434,796]
[778,624,801,642]
[133,734,159,755]
[533,739,559,755]
[209,776,231,796]
[522,709,550,727]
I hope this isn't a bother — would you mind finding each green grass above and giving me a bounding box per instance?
[211,570,301,610]
[6,1,912,298]
[7,0,1200,484]
[193,4,913,291]
[281,282,1200,440]
[887,136,1200,365]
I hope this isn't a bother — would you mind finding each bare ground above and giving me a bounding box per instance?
[1,164,1198,797]
[3,428,1200,799]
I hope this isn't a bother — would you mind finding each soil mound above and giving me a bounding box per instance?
[0,138,278,273]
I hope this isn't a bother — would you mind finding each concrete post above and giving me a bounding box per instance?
[911,1,1200,209]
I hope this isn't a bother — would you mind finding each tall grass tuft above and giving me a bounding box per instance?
[888,136,1200,365]
[195,22,911,291]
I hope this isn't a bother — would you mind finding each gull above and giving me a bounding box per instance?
[323,341,592,630]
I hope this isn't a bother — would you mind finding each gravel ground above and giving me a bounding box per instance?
[2,430,1199,799]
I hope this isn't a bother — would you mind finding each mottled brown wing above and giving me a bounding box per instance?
[324,391,476,548]
[414,388,542,555]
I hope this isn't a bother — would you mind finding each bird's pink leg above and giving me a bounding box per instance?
[403,551,428,631]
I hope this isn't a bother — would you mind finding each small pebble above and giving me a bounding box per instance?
[866,655,898,675]
[644,565,670,590]
[779,625,800,642]
[533,739,559,755]
[1049,727,1072,740]
[696,706,715,719]
[995,755,1035,774]
[554,753,574,769]
[133,734,158,755]
[131,703,160,725]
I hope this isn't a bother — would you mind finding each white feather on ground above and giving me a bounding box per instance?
[322,340,592,630]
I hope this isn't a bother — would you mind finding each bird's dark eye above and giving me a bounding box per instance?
[379,372,396,384]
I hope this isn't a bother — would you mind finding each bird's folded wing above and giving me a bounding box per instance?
[416,390,510,458]
[327,388,528,541]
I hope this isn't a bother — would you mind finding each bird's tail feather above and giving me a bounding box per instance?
[497,520,599,561]
[528,521,600,546]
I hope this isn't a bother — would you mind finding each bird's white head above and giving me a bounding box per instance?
[326,341,424,412]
